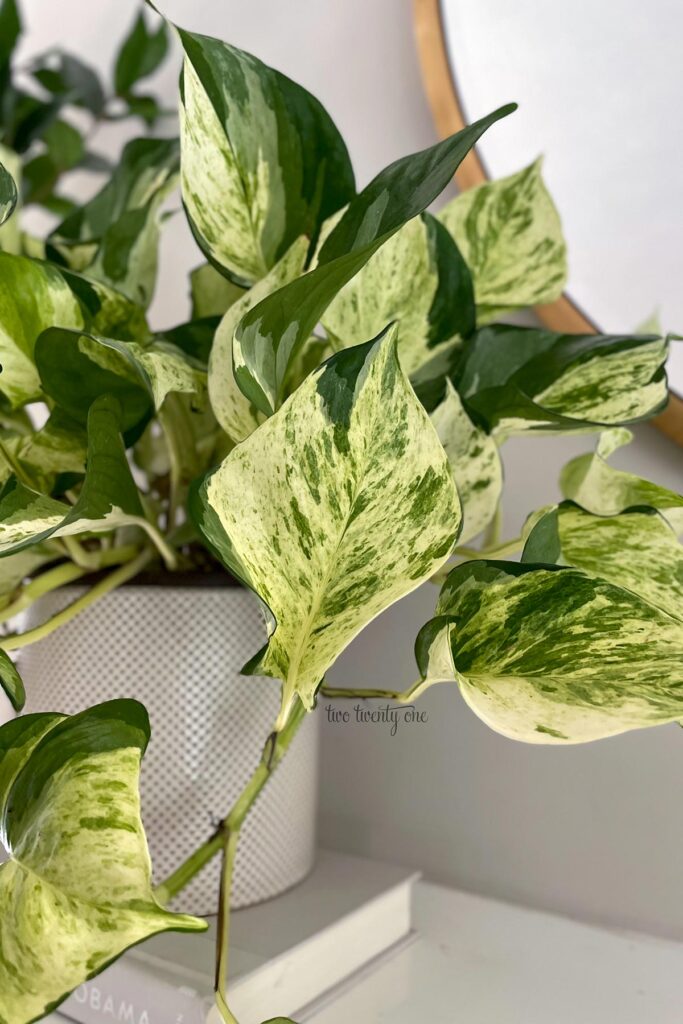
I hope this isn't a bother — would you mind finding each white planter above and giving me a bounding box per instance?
[19,577,319,915]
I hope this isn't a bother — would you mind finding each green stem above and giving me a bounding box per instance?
[0,545,140,626]
[215,830,240,1022]
[0,547,154,652]
[320,680,432,703]
[61,536,101,570]
[154,699,308,905]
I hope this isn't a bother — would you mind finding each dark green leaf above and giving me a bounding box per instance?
[0,0,20,77]
[233,103,516,415]
[124,93,162,125]
[0,648,23,710]
[157,317,219,365]
[43,118,85,170]
[9,92,62,154]
[32,51,105,116]
[115,12,169,96]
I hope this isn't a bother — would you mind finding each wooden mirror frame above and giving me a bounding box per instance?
[413,0,683,447]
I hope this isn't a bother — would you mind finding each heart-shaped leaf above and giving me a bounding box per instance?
[0,250,148,408]
[416,558,683,743]
[48,136,179,308]
[0,700,206,1024]
[193,326,461,722]
[178,28,355,286]
[233,103,516,416]
[430,381,502,544]
[322,212,475,376]
[439,158,567,322]
[456,325,668,437]
[190,263,245,319]
[560,428,683,533]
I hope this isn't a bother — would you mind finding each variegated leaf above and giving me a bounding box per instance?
[48,137,180,308]
[322,213,475,376]
[0,395,152,556]
[456,325,668,437]
[193,327,461,722]
[430,381,502,543]
[0,409,87,495]
[178,29,355,286]
[0,648,23,710]
[523,503,683,622]
[439,159,567,321]
[190,263,244,319]
[36,328,202,436]
[561,429,683,534]
[418,560,683,743]
[208,237,309,443]
[0,160,17,227]
[0,700,206,1024]
[233,104,516,416]
[0,146,21,256]
[0,251,148,408]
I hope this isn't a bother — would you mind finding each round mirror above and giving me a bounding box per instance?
[415,0,683,445]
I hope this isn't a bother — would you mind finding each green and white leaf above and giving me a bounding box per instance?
[178,29,355,285]
[115,10,169,96]
[0,251,148,408]
[0,700,205,1024]
[36,328,202,436]
[522,502,683,622]
[430,381,502,543]
[48,137,180,307]
[0,408,87,493]
[456,325,668,437]
[0,146,21,255]
[233,104,516,416]
[209,236,308,443]
[439,158,567,321]
[0,159,17,227]
[0,395,158,557]
[0,648,24,710]
[190,262,244,319]
[561,429,683,534]
[419,559,683,743]
[322,213,475,376]
[193,327,461,721]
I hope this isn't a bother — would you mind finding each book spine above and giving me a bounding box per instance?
[59,961,212,1024]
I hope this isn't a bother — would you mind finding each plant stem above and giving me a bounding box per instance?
[0,547,154,652]
[0,545,140,626]
[154,699,308,905]
[215,830,239,1022]
[61,536,101,570]
[320,680,433,703]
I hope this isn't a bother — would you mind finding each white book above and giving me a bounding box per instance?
[51,850,417,1024]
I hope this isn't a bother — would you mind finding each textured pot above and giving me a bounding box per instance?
[19,576,319,915]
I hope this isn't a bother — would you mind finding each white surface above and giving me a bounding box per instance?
[304,881,683,1024]
[45,850,415,1024]
[440,0,683,395]
[12,0,683,940]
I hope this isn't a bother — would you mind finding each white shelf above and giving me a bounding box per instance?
[303,882,683,1023]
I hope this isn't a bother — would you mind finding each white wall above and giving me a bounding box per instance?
[19,0,683,938]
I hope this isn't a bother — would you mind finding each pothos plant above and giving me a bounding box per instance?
[0,0,172,251]
[0,4,680,1024]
